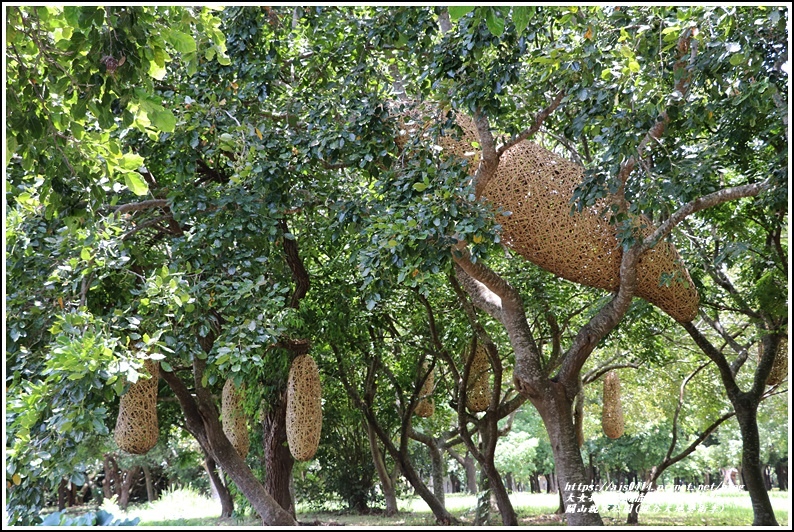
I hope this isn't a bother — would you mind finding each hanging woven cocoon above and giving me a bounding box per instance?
[222,378,250,459]
[286,354,323,461]
[114,359,159,454]
[432,113,699,324]
[601,370,625,439]
[466,343,491,413]
[414,363,435,418]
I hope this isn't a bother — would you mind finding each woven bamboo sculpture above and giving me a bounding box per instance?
[601,370,625,439]
[222,378,250,459]
[427,112,700,323]
[414,363,435,418]
[466,343,491,413]
[286,354,322,461]
[761,337,788,386]
[114,359,159,454]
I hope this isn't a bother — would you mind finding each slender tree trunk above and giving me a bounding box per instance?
[736,404,779,525]
[262,392,296,518]
[428,441,446,508]
[366,422,398,515]
[118,466,141,511]
[58,478,68,511]
[204,455,234,518]
[464,453,478,494]
[532,382,604,526]
[142,465,156,503]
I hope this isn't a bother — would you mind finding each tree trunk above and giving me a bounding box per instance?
[261,392,296,518]
[774,458,787,490]
[118,465,141,511]
[532,382,604,526]
[464,452,478,494]
[161,363,297,526]
[428,441,446,509]
[366,421,398,515]
[142,464,156,502]
[205,455,234,518]
[58,478,69,511]
[736,404,779,525]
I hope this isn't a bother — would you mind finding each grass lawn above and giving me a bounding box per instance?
[109,486,789,526]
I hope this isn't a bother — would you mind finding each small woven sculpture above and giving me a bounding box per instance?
[762,337,788,386]
[432,113,700,323]
[222,378,250,459]
[601,371,625,439]
[114,359,159,454]
[414,363,435,418]
[466,344,491,413]
[286,354,322,461]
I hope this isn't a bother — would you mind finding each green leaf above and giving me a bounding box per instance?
[124,172,149,196]
[119,153,144,171]
[448,6,475,21]
[729,54,745,66]
[63,6,80,28]
[80,248,91,261]
[485,9,505,37]
[160,361,172,372]
[166,29,196,54]
[6,135,18,167]
[513,6,532,36]
[628,60,641,73]
[413,182,428,192]
[149,108,176,132]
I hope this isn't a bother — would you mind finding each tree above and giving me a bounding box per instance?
[6,6,787,526]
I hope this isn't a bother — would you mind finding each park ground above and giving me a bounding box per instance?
[74,486,790,527]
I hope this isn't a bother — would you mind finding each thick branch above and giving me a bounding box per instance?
[280,219,310,308]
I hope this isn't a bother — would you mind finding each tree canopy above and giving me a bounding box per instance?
[5,5,788,526]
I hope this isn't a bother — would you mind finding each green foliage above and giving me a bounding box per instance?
[5,5,787,524]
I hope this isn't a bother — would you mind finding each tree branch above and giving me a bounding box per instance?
[497,90,565,156]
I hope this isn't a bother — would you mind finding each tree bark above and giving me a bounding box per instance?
[464,452,478,494]
[118,465,141,510]
[531,382,603,526]
[261,392,296,518]
[142,464,156,503]
[366,421,398,515]
[58,478,68,511]
[204,455,234,518]
[735,405,779,525]
[161,360,297,526]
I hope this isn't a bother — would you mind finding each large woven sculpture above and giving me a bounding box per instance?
[286,354,322,461]
[466,344,491,413]
[222,378,250,459]
[114,359,159,454]
[601,371,625,439]
[430,113,699,323]
[414,363,435,418]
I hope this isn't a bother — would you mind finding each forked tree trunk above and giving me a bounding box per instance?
[161,363,297,526]
[118,465,141,510]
